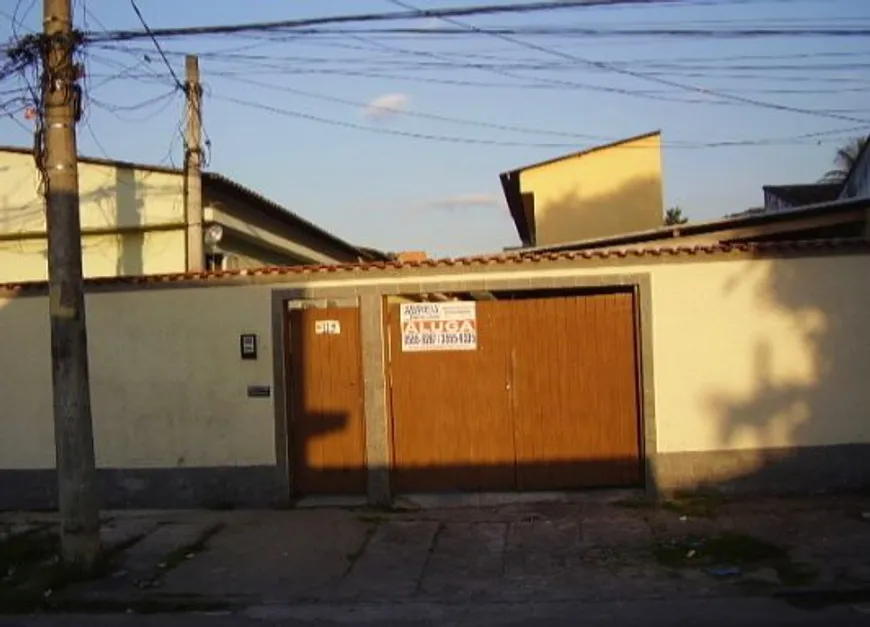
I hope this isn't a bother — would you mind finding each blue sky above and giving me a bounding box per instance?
[2,0,869,257]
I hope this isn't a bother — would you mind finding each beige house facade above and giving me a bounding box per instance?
[0,147,377,284]
[1,238,869,509]
[500,132,665,248]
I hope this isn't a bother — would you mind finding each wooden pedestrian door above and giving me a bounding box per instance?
[387,292,642,493]
[286,306,366,495]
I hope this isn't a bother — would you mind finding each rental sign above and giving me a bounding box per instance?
[399,301,478,352]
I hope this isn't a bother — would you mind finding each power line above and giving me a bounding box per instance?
[150,25,870,39]
[90,45,870,75]
[342,30,698,105]
[88,66,870,106]
[82,0,784,43]
[89,89,180,122]
[337,28,807,110]
[214,94,582,148]
[83,4,169,86]
[214,74,867,145]
[85,25,870,41]
[213,91,862,150]
[215,74,622,141]
[90,89,178,113]
[90,38,870,93]
[127,0,184,90]
[92,40,870,66]
[386,0,870,125]
[76,33,870,117]
[0,98,32,135]
[83,119,111,158]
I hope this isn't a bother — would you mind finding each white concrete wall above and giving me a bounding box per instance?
[1,252,867,473]
[0,285,275,470]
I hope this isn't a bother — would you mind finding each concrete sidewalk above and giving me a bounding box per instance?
[1,494,869,613]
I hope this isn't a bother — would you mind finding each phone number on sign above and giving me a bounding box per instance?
[403,332,476,347]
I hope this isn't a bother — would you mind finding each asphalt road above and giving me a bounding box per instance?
[1,598,870,627]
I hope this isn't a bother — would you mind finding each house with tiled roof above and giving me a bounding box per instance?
[0,146,386,284]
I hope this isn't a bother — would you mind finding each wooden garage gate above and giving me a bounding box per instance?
[286,306,367,496]
[387,291,642,493]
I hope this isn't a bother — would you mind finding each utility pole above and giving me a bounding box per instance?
[41,0,100,569]
[184,54,204,272]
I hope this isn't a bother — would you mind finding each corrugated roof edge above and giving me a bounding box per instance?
[518,194,870,254]
[0,238,865,295]
[202,173,371,260]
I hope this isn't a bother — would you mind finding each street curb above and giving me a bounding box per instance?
[20,586,869,616]
[772,586,870,608]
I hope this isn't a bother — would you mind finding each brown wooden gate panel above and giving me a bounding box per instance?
[387,301,515,492]
[509,293,642,490]
[386,292,642,493]
[287,307,366,495]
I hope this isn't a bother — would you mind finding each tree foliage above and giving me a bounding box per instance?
[820,136,868,183]
[665,206,688,226]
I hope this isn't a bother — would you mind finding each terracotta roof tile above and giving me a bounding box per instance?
[0,239,866,294]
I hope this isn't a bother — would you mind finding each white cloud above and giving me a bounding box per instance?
[422,193,502,211]
[420,17,442,30]
[363,93,410,122]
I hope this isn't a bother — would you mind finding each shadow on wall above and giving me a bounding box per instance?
[3,251,869,511]
[287,259,870,503]
[534,175,664,245]
[675,251,870,496]
[6,168,173,279]
[114,167,144,276]
[285,306,362,499]
[285,293,646,503]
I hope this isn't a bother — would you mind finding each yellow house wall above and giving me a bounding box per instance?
[0,151,187,282]
[0,230,187,283]
[0,150,361,282]
[520,133,664,246]
[0,252,867,472]
[0,150,185,233]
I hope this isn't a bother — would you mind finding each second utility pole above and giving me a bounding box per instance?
[42,0,100,569]
[184,54,203,272]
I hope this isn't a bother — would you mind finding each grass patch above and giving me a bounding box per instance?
[0,526,128,614]
[653,532,818,588]
[42,594,234,615]
[775,561,820,587]
[0,522,225,614]
[777,587,870,610]
[0,525,57,581]
[654,532,786,570]
[613,492,724,518]
[661,493,725,519]
[613,497,656,511]
[0,522,157,614]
